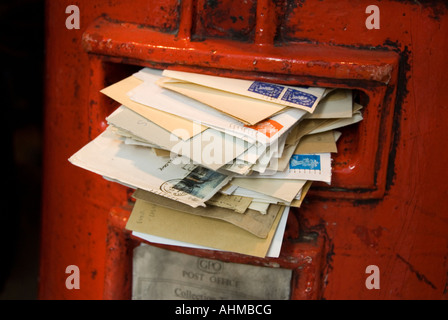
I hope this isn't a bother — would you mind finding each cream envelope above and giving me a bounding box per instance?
[275,144,297,172]
[250,146,275,173]
[206,193,253,214]
[126,199,286,258]
[223,160,253,175]
[249,129,290,173]
[290,181,313,208]
[285,118,327,147]
[275,105,362,171]
[306,89,353,119]
[231,178,307,203]
[133,68,308,146]
[100,76,207,140]
[106,105,250,171]
[308,103,364,135]
[247,202,271,215]
[158,77,288,125]
[286,102,362,146]
[130,68,255,138]
[131,68,302,146]
[269,130,339,174]
[231,187,285,204]
[162,69,327,113]
[276,120,326,172]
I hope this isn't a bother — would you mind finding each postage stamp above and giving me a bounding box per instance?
[245,119,284,138]
[247,81,284,99]
[281,88,318,108]
[289,154,321,170]
[172,166,228,199]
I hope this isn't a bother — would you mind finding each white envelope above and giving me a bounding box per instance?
[250,147,275,173]
[231,178,307,203]
[68,127,231,207]
[249,153,332,184]
[223,160,253,175]
[234,142,267,164]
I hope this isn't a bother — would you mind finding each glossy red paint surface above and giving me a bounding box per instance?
[40,0,448,299]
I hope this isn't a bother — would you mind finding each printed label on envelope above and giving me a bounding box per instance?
[289,154,321,170]
[132,244,292,300]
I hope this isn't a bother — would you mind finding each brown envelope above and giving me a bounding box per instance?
[290,181,313,207]
[126,199,285,258]
[294,130,338,154]
[206,193,253,214]
[132,189,281,238]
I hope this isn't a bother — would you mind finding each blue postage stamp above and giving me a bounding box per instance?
[289,154,321,170]
[247,81,284,99]
[281,88,317,108]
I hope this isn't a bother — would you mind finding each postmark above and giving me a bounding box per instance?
[289,154,321,170]
[160,179,189,196]
[247,81,284,99]
[281,88,318,108]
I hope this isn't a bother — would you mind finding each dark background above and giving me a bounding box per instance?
[0,0,44,299]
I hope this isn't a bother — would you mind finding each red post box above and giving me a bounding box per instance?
[40,0,448,299]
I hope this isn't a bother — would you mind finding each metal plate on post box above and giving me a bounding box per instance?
[132,244,292,300]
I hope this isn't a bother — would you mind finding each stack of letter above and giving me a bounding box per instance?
[69,68,363,258]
